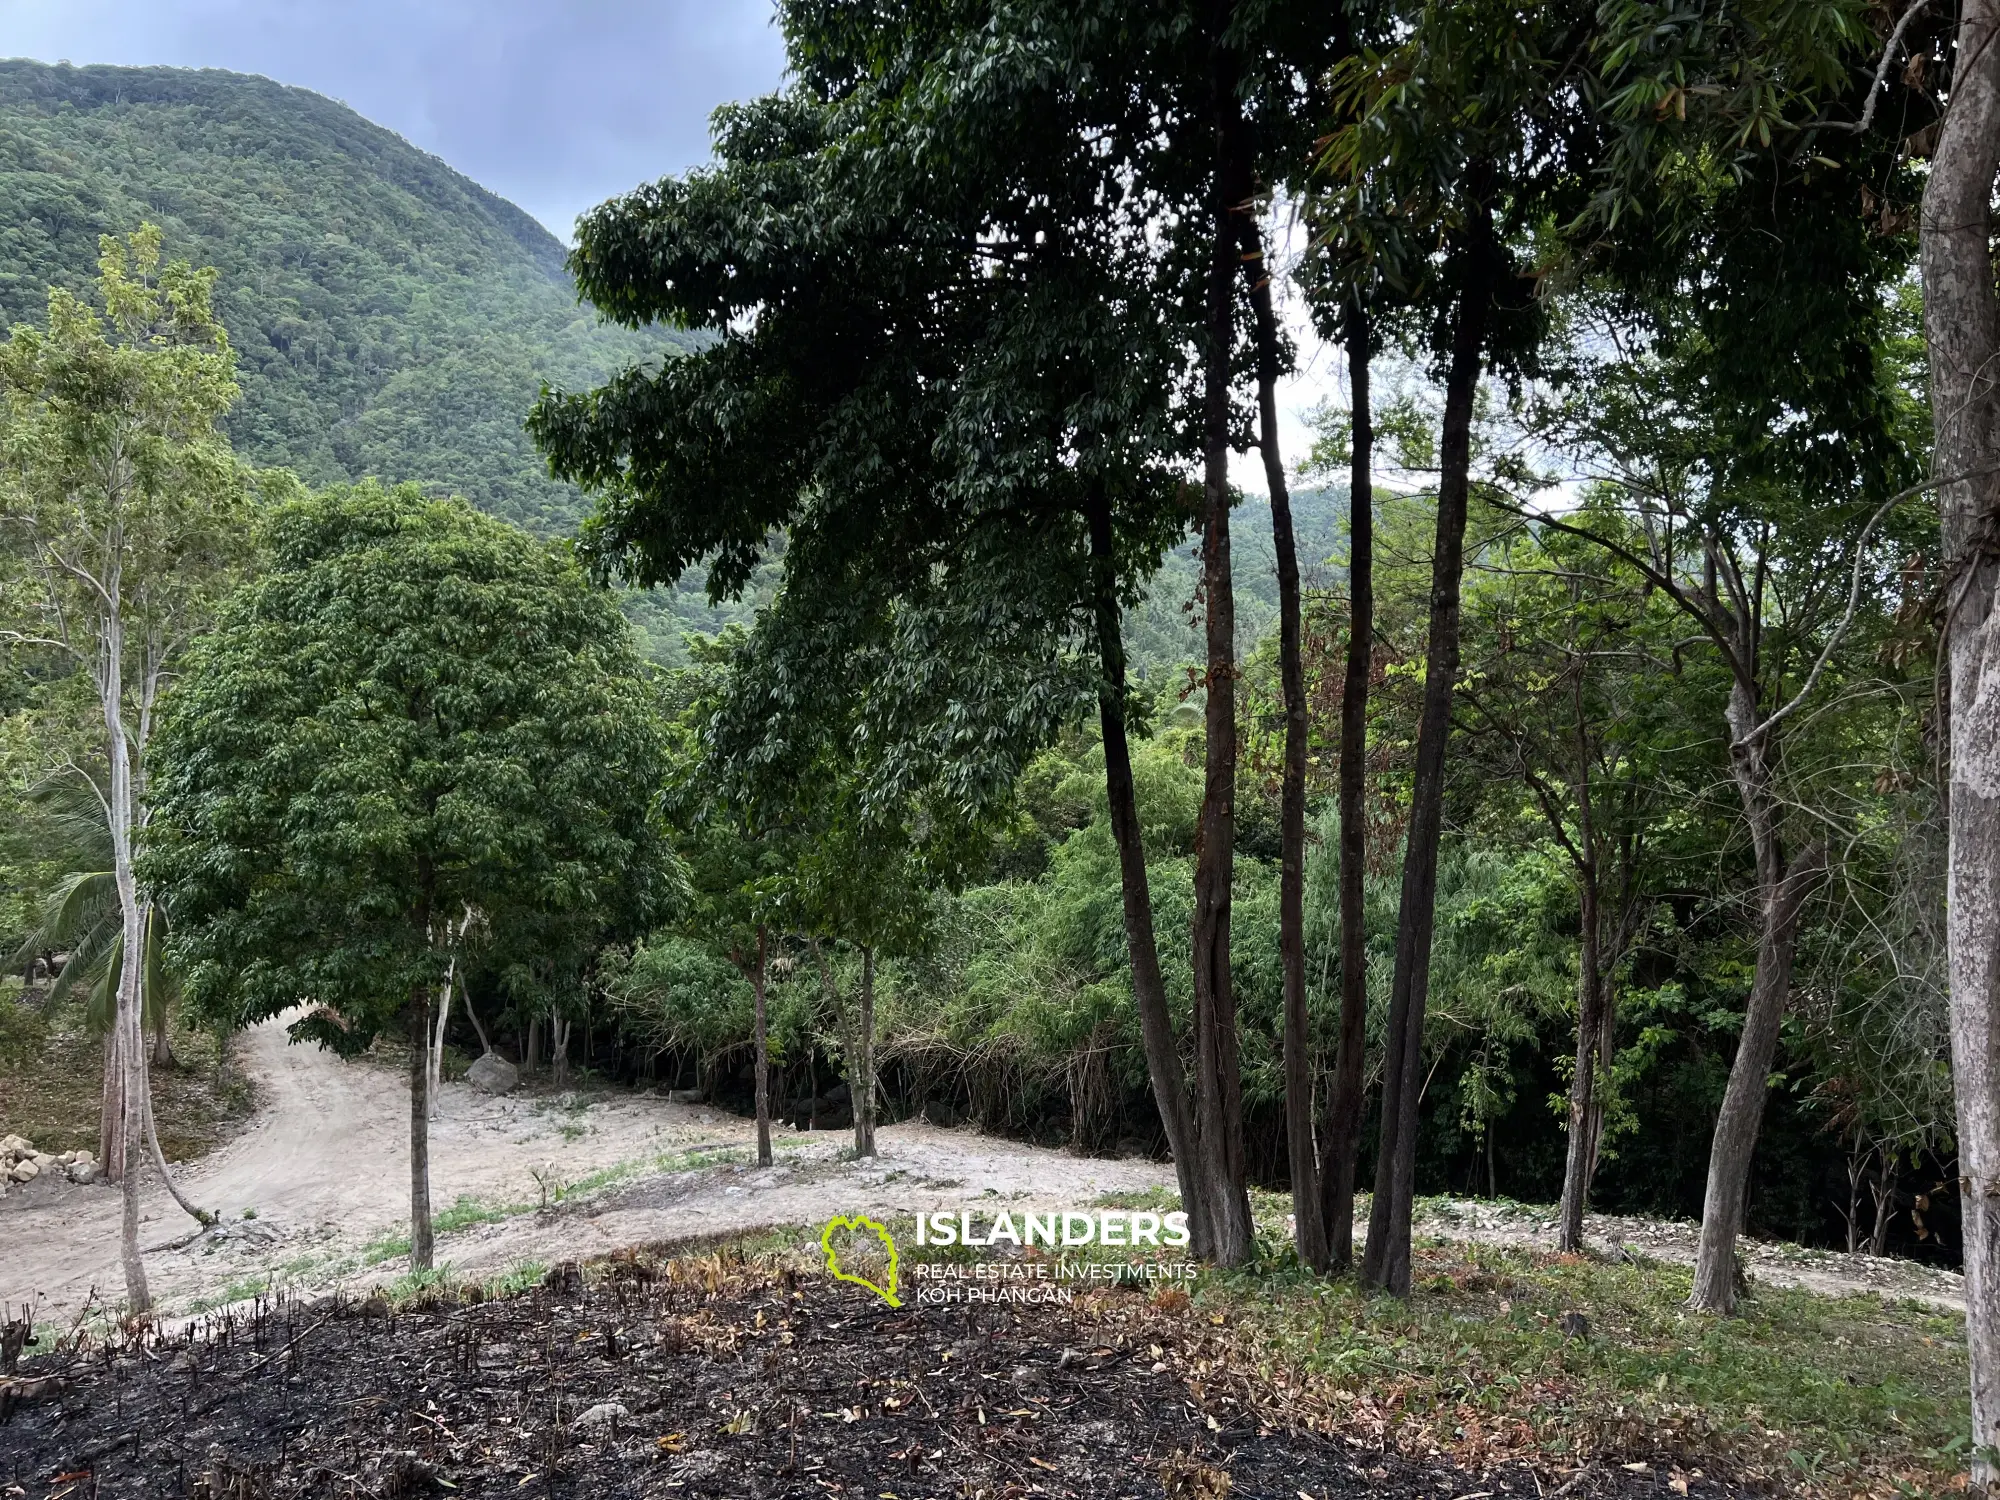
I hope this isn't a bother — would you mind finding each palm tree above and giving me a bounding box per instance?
[5,782,210,1225]
[10,871,177,1061]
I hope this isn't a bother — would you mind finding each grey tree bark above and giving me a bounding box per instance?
[1238,208,1327,1273]
[753,925,772,1167]
[1921,0,2000,1472]
[1686,619,1829,1312]
[1558,878,1607,1254]
[1188,28,1254,1266]
[1086,492,1214,1257]
[1321,304,1375,1271]
[1362,206,1497,1295]
[408,990,435,1271]
[855,944,877,1158]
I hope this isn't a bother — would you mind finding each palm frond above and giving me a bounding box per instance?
[9,870,119,975]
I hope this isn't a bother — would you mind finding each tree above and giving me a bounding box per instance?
[1522,292,1919,1306]
[0,225,247,1310]
[530,2,1289,1256]
[1458,511,1685,1248]
[1317,0,1579,1294]
[1920,0,2000,1470]
[147,480,670,1270]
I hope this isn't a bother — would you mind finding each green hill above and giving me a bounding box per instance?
[0,59,1348,667]
[0,59,689,535]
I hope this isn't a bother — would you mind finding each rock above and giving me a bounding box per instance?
[666,1088,705,1105]
[10,1159,38,1183]
[569,1401,631,1436]
[30,1153,54,1170]
[56,1151,75,1165]
[464,1053,519,1096]
[66,1161,102,1185]
[0,1134,30,1158]
[72,1149,94,1166]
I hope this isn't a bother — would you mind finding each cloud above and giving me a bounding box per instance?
[0,0,787,238]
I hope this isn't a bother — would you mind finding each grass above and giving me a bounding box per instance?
[1088,1186,1966,1497]
[356,1145,756,1266]
[183,1273,276,1315]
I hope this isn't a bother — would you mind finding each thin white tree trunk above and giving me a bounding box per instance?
[428,962,454,1120]
[1922,2,2000,1474]
[100,605,151,1314]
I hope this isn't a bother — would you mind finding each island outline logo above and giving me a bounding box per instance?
[820,1213,901,1307]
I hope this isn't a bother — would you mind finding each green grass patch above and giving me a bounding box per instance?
[183,1273,275,1315]
[1181,1193,1962,1496]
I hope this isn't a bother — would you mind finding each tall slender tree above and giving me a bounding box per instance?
[0,225,245,1309]
[1922,0,2000,1469]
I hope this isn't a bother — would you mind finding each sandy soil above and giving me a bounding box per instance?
[0,1012,1966,1325]
[0,1015,1171,1325]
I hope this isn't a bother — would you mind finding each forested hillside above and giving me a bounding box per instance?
[628,487,1350,672]
[0,60,688,534]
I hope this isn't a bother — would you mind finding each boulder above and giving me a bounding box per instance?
[11,1159,38,1183]
[464,1052,519,1096]
[66,1160,102,1186]
[0,1134,30,1158]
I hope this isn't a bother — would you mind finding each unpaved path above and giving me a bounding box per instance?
[0,1015,1170,1324]
[1,1014,1966,1324]
[1412,1197,1966,1313]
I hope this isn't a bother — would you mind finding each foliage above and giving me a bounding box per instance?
[0,61,691,537]
[145,480,674,1053]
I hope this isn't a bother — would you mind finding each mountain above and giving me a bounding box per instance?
[1123,486,1349,682]
[0,60,1348,669]
[0,60,689,535]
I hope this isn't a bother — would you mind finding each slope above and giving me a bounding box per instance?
[0,59,689,535]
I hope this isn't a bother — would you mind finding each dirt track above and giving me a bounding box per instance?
[0,1014,1968,1324]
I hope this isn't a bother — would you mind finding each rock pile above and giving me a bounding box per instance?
[0,1133,101,1195]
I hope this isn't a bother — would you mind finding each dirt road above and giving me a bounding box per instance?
[0,1015,1172,1324]
[0,1013,1967,1324]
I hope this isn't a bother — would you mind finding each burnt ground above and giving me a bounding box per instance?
[0,1252,1754,1500]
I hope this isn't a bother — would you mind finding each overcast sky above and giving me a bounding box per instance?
[0,0,788,240]
[0,0,1340,490]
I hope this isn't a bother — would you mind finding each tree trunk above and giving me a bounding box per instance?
[100,605,150,1312]
[428,963,453,1120]
[1322,300,1374,1270]
[552,1014,571,1086]
[1237,211,1325,1272]
[1868,1150,1898,1258]
[145,901,174,1068]
[753,926,773,1167]
[1189,30,1254,1268]
[100,1022,126,1182]
[1086,492,1212,1255]
[1558,879,1605,1253]
[144,1081,210,1226]
[525,1016,542,1074]
[1688,752,1824,1312]
[1362,202,1497,1296]
[855,945,877,1158]
[464,990,493,1056]
[1923,0,2000,1473]
[408,991,435,1271]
